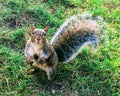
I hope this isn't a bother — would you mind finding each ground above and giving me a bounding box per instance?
[0,0,120,96]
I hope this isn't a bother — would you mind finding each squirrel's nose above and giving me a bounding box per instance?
[37,37,41,41]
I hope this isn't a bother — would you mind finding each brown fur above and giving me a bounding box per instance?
[25,26,58,80]
[53,20,100,49]
[25,14,101,80]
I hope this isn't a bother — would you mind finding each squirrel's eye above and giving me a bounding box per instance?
[31,32,35,35]
[43,33,46,36]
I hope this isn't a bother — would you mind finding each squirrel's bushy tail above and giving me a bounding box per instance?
[51,13,102,62]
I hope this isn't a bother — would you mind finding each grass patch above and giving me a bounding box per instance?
[0,0,119,96]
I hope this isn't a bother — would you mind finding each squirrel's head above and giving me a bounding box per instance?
[30,24,48,45]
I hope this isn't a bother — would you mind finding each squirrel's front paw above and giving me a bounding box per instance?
[47,68,56,80]
[26,68,35,74]
[26,58,34,65]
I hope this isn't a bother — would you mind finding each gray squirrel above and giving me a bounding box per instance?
[25,13,101,80]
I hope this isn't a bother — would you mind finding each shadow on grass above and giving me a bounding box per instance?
[24,52,116,96]
[0,45,118,96]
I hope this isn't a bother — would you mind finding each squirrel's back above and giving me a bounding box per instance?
[51,13,101,62]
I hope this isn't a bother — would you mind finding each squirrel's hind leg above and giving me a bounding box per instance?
[32,62,57,80]
[46,65,57,80]
[46,67,57,80]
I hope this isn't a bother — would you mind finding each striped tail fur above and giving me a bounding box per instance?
[51,13,101,62]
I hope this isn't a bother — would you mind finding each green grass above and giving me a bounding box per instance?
[0,0,120,96]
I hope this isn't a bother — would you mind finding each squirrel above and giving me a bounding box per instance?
[25,13,101,80]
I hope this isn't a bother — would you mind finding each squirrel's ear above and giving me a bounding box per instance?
[30,24,35,31]
[44,26,48,32]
